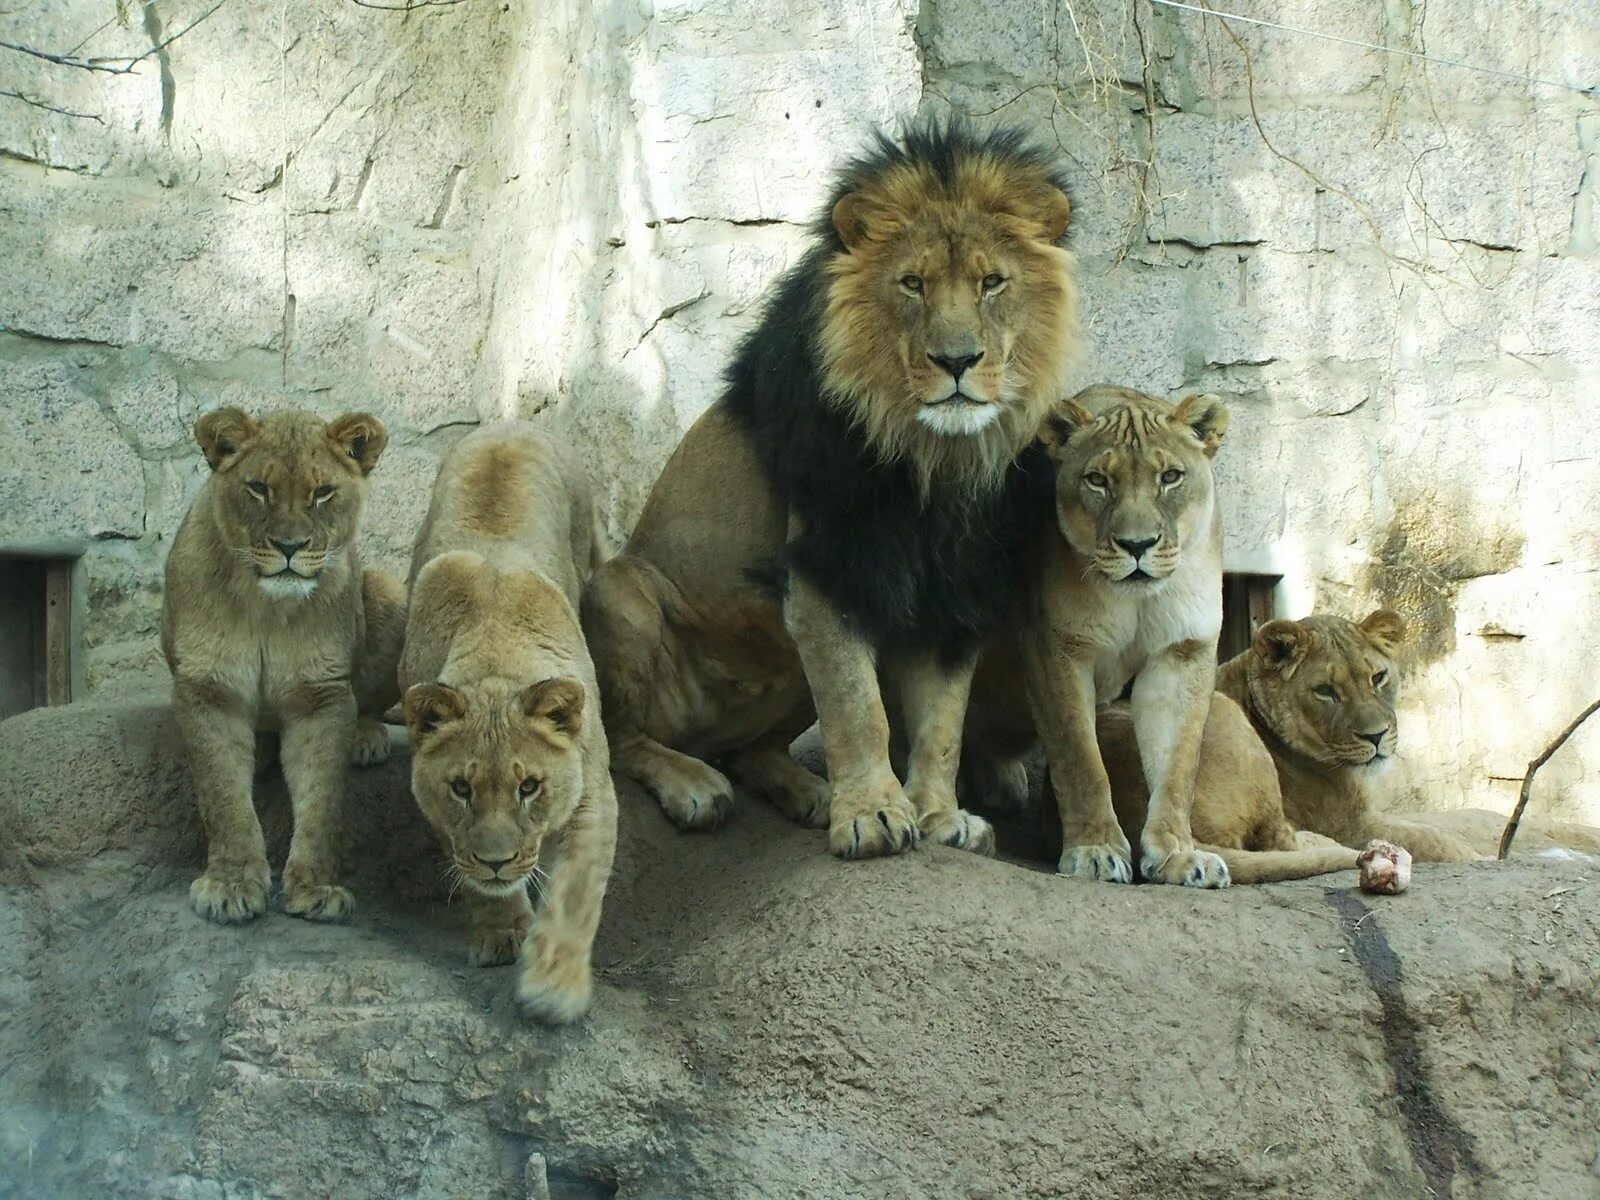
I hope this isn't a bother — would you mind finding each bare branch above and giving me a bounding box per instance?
[1499,698,1600,859]
[0,88,105,122]
[348,0,468,9]
[0,0,231,75]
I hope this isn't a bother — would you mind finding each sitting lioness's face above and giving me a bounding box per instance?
[193,407,386,601]
[402,677,586,897]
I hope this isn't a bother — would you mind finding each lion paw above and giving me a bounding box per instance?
[1141,846,1230,889]
[517,952,593,1025]
[921,808,996,856]
[652,761,735,832]
[349,717,391,767]
[470,925,527,968]
[828,788,921,860]
[766,773,832,830]
[1058,842,1134,883]
[283,881,356,922]
[190,867,271,925]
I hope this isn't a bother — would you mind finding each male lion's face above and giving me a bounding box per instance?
[1248,611,1405,770]
[1041,387,1228,589]
[194,407,385,601]
[403,677,586,898]
[820,156,1077,463]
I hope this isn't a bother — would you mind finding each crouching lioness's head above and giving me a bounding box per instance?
[402,676,586,897]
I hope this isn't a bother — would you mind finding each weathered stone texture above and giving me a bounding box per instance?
[3,0,1598,820]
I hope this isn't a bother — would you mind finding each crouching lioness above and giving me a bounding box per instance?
[163,407,402,925]
[399,421,615,1024]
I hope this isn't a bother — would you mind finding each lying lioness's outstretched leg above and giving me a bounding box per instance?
[725,708,829,829]
[582,554,734,831]
[895,653,994,855]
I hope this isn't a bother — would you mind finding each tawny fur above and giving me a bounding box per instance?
[162,407,399,926]
[399,421,616,1025]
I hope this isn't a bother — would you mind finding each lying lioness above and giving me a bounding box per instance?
[398,421,615,1024]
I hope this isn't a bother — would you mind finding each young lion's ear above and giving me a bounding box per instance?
[1172,393,1230,457]
[403,683,467,743]
[1252,619,1310,676]
[1359,609,1407,655]
[1037,401,1094,458]
[327,412,387,476]
[522,677,585,740]
[194,407,258,472]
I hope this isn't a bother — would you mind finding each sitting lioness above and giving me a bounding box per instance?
[163,407,401,925]
[399,421,616,1025]
[1215,610,1600,860]
[1017,385,1234,888]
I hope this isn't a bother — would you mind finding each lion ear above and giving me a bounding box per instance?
[194,407,258,472]
[403,683,467,743]
[1172,393,1229,457]
[831,191,876,250]
[327,412,387,476]
[1253,620,1310,676]
[1359,609,1407,655]
[1018,184,1072,242]
[1038,401,1094,458]
[521,677,585,740]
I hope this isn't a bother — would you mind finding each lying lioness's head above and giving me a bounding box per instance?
[1039,385,1228,588]
[1246,610,1406,769]
[194,407,386,601]
[402,677,586,897]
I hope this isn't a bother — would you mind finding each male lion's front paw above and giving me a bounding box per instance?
[283,881,356,922]
[652,760,735,832]
[349,717,391,767]
[921,808,996,856]
[1058,842,1134,883]
[470,925,527,968]
[517,951,593,1025]
[828,784,921,860]
[190,866,271,925]
[1141,846,1230,889]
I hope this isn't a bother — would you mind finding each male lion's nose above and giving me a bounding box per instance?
[1359,730,1387,750]
[1115,535,1158,559]
[270,537,308,559]
[928,350,983,381]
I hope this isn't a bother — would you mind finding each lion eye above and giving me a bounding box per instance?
[1372,669,1389,688]
[1084,471,1110,490]
[449,777,471,800]
[1313,684,1339,701]
[519,777,542,800]
[312,484,336,504]
[899,274,924,294]
[245,481,269,502]
[1160,468,1185,486]
[981,272,1006,294]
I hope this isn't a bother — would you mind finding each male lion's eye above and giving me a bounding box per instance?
[1084,471,1110,490]
[899,274,923,294]
[312,484,336,504]
[1372,670,1389,688]
[245,481,269,502]
[1160,468,1184,486]
[1313,684,1339,701]
[519,778,542,800]
[450,777,471,800]
[981,272,1006,294]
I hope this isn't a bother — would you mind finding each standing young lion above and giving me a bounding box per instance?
[581,121,1075,860]
[399,422,615,1025]
[163,407,398,925]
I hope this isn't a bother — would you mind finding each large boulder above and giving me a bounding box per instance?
[1,700,1596,1198]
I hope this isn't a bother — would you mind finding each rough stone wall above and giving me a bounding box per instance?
[3,0,1597,820]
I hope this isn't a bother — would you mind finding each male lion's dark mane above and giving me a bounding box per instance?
[723,120,1069,663]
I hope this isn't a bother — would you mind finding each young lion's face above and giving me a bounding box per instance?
[403,677,587,898]
[193,407,386,601]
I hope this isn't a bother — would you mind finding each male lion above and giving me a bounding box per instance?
[1215,610,1600,860]
[581,121,1075,860]
[163,407,401,925]
[399,422,616,1024]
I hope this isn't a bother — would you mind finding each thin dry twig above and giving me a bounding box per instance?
[0,0,230,75]
[348,0,468,9]
[1499,698,1600,860]
[0,88,104,121]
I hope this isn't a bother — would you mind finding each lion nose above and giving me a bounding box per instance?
[1115,535,1158,559]
[475,852,515,872]
[928,350,983,381]
[1359,730,1387,750]
[270,537,308,559]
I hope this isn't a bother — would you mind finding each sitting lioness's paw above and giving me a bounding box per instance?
[1141,847,1230,889]
[517,955,593,1025]
[190,868,271,925]
[470,925,527,968]
[349,717,391,767]
[828,790,921,860]
[653,763,735,832]
[1058,842,1134,884]
[767,775,832,830]
[921,808,996,856]
[283,882,356,922]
